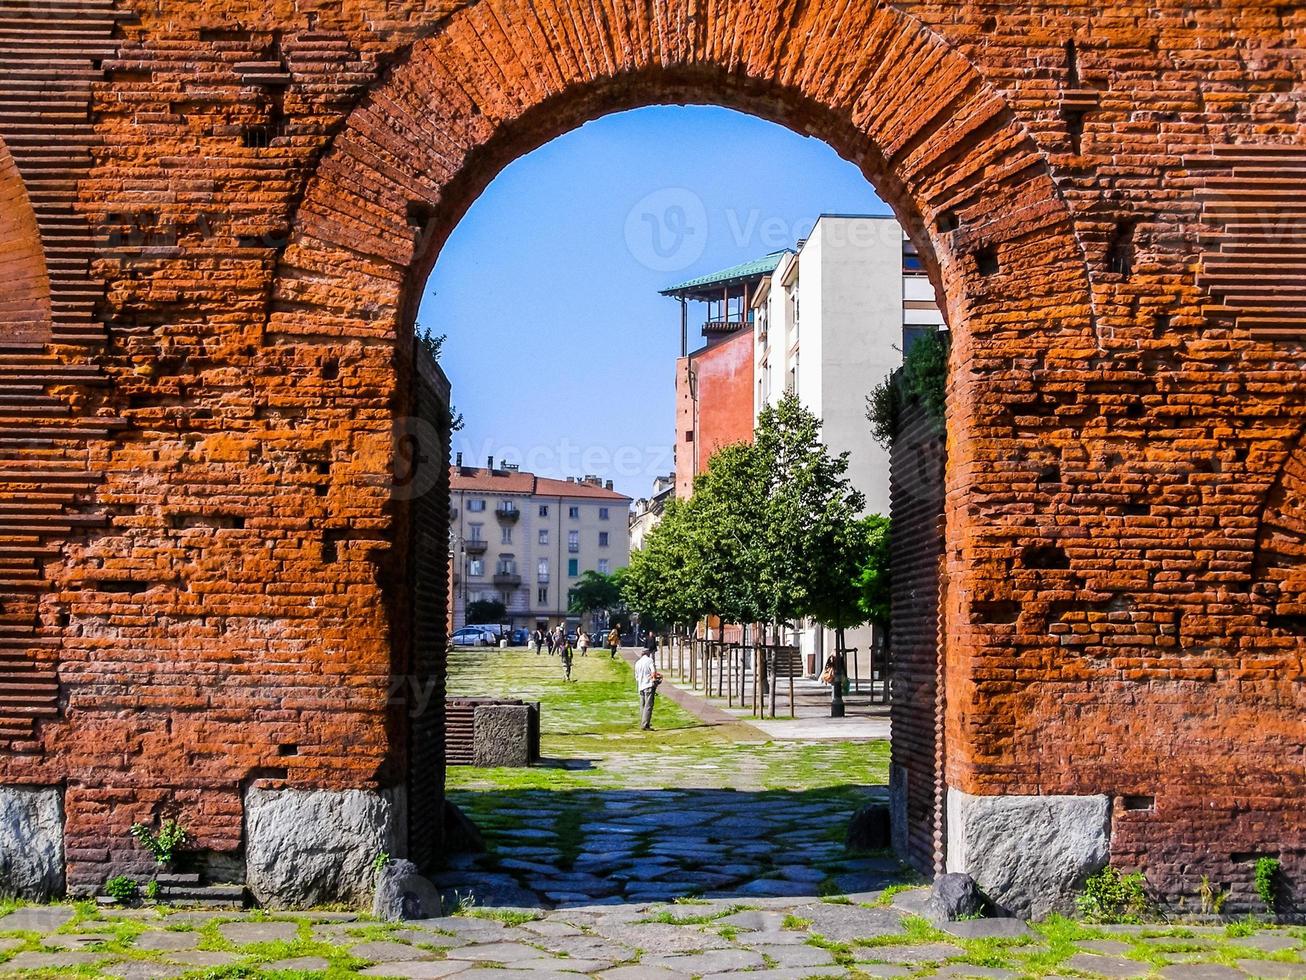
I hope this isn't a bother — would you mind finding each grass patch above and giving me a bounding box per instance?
[462,908,541,927]
[783,914,812,931]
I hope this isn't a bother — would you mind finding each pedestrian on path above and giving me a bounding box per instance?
[607,627,620,658]
[546,626,557,656]
[559,631,575,682]
[635,646,659,730]
[643,630,658,665]
[531,628,544,655]
[577,629,590,657]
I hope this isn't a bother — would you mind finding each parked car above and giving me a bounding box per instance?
[466,623,505,640]
[510,628,530,646]
[451,626,495,647]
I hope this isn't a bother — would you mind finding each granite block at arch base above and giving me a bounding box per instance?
[245,786,403,909]
[946,788,1109,920]
[0,786,64,901]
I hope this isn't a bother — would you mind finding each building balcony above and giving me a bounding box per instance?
[496,504,521,523]
[493,572,522,588]
[702,318,750,338]
[537,573,550,584]
[464,539,488,555]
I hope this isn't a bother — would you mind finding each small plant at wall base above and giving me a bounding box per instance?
[1254,857,1280,912]
[129,818,189,868]
[143,879,161,902]
[104,875,139,905]
[1198,875,1231,916]
[1077,866,1153,924]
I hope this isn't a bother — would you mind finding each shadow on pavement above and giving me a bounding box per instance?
[438,784,907,909]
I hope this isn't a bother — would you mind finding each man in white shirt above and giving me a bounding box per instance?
[635,647,658,731]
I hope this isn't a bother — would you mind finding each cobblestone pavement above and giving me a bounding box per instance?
[442,648,896,907]
[0,893,1302,978]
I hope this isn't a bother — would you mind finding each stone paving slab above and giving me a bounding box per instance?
[4,949,109,969]
[1062,952,1152,977]
[131,930,200,951]
[217,919,301,944]
[0,907,75,931]
[354,939,444,962]
[641,948,767,973]
[856,941,967,965]
[361,961,474,978]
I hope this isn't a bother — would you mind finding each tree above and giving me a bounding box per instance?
[568,570,622,628]
[687,442,768,631]
[753,392,866,636]
[855,515,892,629]
[465,598,506,624]
[622,497,706,633]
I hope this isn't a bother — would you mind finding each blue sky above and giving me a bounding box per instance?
[421,105,887,499]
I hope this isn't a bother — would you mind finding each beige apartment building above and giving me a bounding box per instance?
[450,457,632,631]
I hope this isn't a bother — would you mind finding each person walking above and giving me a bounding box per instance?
[559,630,575,682]
[531,628,544,655]
[545,627,556,656]
[635,645,659,730]
[577,629,590,657]
[607,626,620,658]
[643,630,658,664]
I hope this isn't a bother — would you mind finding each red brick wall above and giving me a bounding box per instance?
[0,0,1301,905]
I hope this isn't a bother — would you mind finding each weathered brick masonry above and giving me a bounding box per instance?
[0,0,1301,908]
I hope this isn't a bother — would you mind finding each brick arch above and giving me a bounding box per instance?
[269,0,1095,875]
[0,134,51,343]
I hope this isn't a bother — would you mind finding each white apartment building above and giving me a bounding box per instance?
[752,214,947,668]
[450,457,632,631]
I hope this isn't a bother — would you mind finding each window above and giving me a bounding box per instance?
[538,504,549,517]
[496,559,517,576]
[468,523,483,541]
[537,559,549,583]
[567,559,579,577]
[538,529,549,546]
[599,532,609,548]
[568,531,579,553]
[467,499,486,512]
[468,559,484,577]
[684,430,694,443]
[598,559,610,575]
[537,587,548,605]
[568,505,580,519]
[501,527,512,544]
[599,507,609,520]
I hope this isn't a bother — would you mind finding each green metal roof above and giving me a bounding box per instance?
[659,250,791,297]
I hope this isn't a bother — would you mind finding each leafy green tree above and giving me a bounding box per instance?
[687,441,769,631]
[568,570,622,628]
[753,392,866,637]
[622,497,706,632]
[465,598,506,624]
[855,515,892,628]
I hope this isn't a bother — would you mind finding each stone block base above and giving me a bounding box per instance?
[0,786,63,900]
[244,786,404,909]
[473,703,537,767]
[946,787,1110,919]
